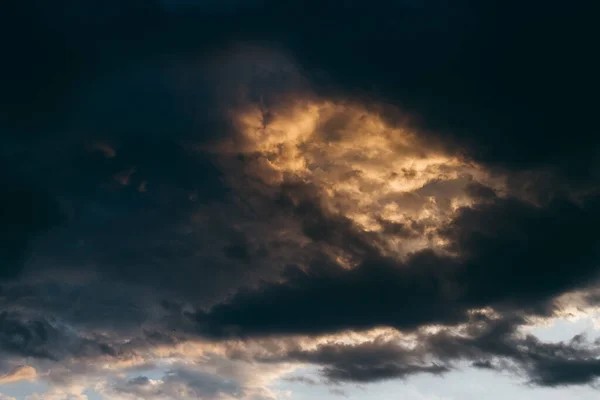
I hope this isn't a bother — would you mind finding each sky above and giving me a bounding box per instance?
[0,1,599,399]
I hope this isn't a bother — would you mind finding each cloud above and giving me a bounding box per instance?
[262,313,600,387]
[0,179,64,280]
[1,1,599,396]
[0,310,151,365]
[0,365,37,384]
[329,388,348,397]
[195,193,600,338]
[281,376,319,386]
[5,1,596,182]
[3,87,600,390]
[108,367,243,400]
[33,344,296,400]
[0,312,66,360]
[274,1,598,178]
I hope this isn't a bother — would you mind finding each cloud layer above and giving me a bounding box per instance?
[1,1,599,398]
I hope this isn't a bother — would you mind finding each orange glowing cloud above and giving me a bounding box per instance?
[217,99,507,258]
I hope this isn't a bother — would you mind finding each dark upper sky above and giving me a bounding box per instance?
[1,1,599,399]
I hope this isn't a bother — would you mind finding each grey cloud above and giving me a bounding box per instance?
[286,340,448,383]
[274,314,600,387]
[111,365,243,400]
[282,375,319,385]
[0,311,126,361]
[329,388,349,397]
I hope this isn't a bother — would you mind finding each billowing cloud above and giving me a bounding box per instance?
[195,194,600,338]
[219,100,501,255]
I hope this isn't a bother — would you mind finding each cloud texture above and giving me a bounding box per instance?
[1,0,599,398]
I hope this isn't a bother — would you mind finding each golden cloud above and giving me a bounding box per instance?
[217,99,507,258]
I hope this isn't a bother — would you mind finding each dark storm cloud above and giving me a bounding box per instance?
[1,0,599,392]
[0,312,59,360]
[276,314,600,386]
[196,251,463,337]
[0,178,64,280]
[443,196,600,310]
[0,311,132,361]
[426,315,600,387]
[4,1,597,181]
[1,0,297,292]
[289,341,448,383]
[2,0,597,286]
[196,193,600,337]
[0,0,274,134]
[275,1,599,179]
[0,282,156,334]
[0,53,274,304]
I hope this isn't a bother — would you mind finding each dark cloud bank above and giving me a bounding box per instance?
[1,0,600,393]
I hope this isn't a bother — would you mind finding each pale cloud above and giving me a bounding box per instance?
[0,365,37,384]
[17,326,408,399]
[26,388,89,400]
[101,369,241,400]
[94,357,297,400]
[9,337,302,400]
